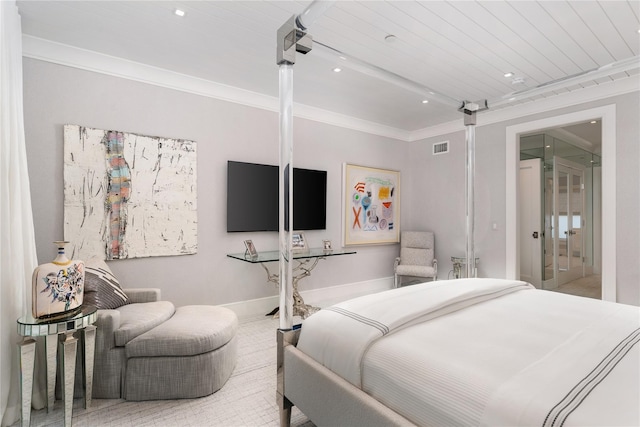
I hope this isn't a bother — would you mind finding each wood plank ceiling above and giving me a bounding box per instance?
[16,1,640,132]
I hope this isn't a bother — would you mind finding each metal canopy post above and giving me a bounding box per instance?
[277,60,294,331]
[459,100,488,278]
[276,15,312,332]
[275,4,490,423]
[276,6,334,426]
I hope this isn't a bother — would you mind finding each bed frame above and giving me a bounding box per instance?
[277,329,416,427]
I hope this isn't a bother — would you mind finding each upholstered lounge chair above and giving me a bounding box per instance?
[394,231,438,287]
[82,259,237,400]
[92,287,175,398]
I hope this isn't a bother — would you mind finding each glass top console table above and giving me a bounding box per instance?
[227,248,356,318]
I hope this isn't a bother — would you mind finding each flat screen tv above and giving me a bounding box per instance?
[226,161,327,232]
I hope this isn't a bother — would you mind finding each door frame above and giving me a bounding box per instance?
[506,104,616,301]
[519,158,542,288]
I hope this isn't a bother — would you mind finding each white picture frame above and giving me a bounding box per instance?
[244,239,258,258]
[291,232,308,252]
[342,163,400,246]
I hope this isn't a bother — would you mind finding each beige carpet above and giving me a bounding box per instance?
[18,315,313,427]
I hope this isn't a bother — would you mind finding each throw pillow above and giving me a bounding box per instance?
[83,258,131,309]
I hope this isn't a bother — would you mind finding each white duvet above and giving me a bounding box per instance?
[297,278,640,426]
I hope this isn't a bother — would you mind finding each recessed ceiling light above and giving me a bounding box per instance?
[332,67,342,73]
[504,72,514,78]
[546,145,551,148]
[422,100,429,104]
[590,120,597,124]
[174,8,185,17]
[385,35,397,43]
[339,56,346,60]
[509,97,516,101]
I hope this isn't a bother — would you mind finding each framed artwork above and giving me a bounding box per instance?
[63,124,197,260]
[291,232,308,252]
[343,163,400,246]
[244,239,258,258]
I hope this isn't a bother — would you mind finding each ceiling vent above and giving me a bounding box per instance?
[433,141,449,155]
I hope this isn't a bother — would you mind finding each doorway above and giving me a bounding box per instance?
[519,134,600,294]
[506,105,616,302]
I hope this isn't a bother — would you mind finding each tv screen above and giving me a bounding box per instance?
[226,161,327,232]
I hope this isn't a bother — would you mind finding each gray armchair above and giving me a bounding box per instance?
[77,258,238,401]
[92,288,175,398]
[394,231,437,287]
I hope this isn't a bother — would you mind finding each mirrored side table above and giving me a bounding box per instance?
[17,305,97,427]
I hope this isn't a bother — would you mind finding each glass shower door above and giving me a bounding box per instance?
[543,172,554,287]
[554,158,585,286]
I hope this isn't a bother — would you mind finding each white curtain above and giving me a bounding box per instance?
[0,2,39,426]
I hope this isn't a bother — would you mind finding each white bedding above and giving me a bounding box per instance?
[297,278,640,426]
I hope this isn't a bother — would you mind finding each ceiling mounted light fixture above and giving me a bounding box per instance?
[384,35,397,43]
[332,67,341,73]
[174,8,185,17]
[591,120,597,124]
[504,72,514,78]
[422,100,429,104]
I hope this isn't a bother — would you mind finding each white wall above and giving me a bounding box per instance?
[406,92,639,305]
[23,58,639,308]
[404,129,507,280]
[22,58,406,309]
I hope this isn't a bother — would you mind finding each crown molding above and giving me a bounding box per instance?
[409,77,639,141]
[293,103,412,141]
[22,35,410,141]
[22,36,279,112]
[23,35,638,144]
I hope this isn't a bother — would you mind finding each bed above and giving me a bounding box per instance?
[277,278,640,427]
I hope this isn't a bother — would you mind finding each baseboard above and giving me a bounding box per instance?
[302,277,393,307]
[221,277,393,320]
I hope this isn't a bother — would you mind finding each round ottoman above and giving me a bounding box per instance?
[124,305,238,401]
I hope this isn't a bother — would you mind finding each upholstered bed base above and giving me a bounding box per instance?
[282,343,415,427]
[281,280,640,427]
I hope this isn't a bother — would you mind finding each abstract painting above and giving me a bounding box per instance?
[63,125,197,260]
[343,163,400,246]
